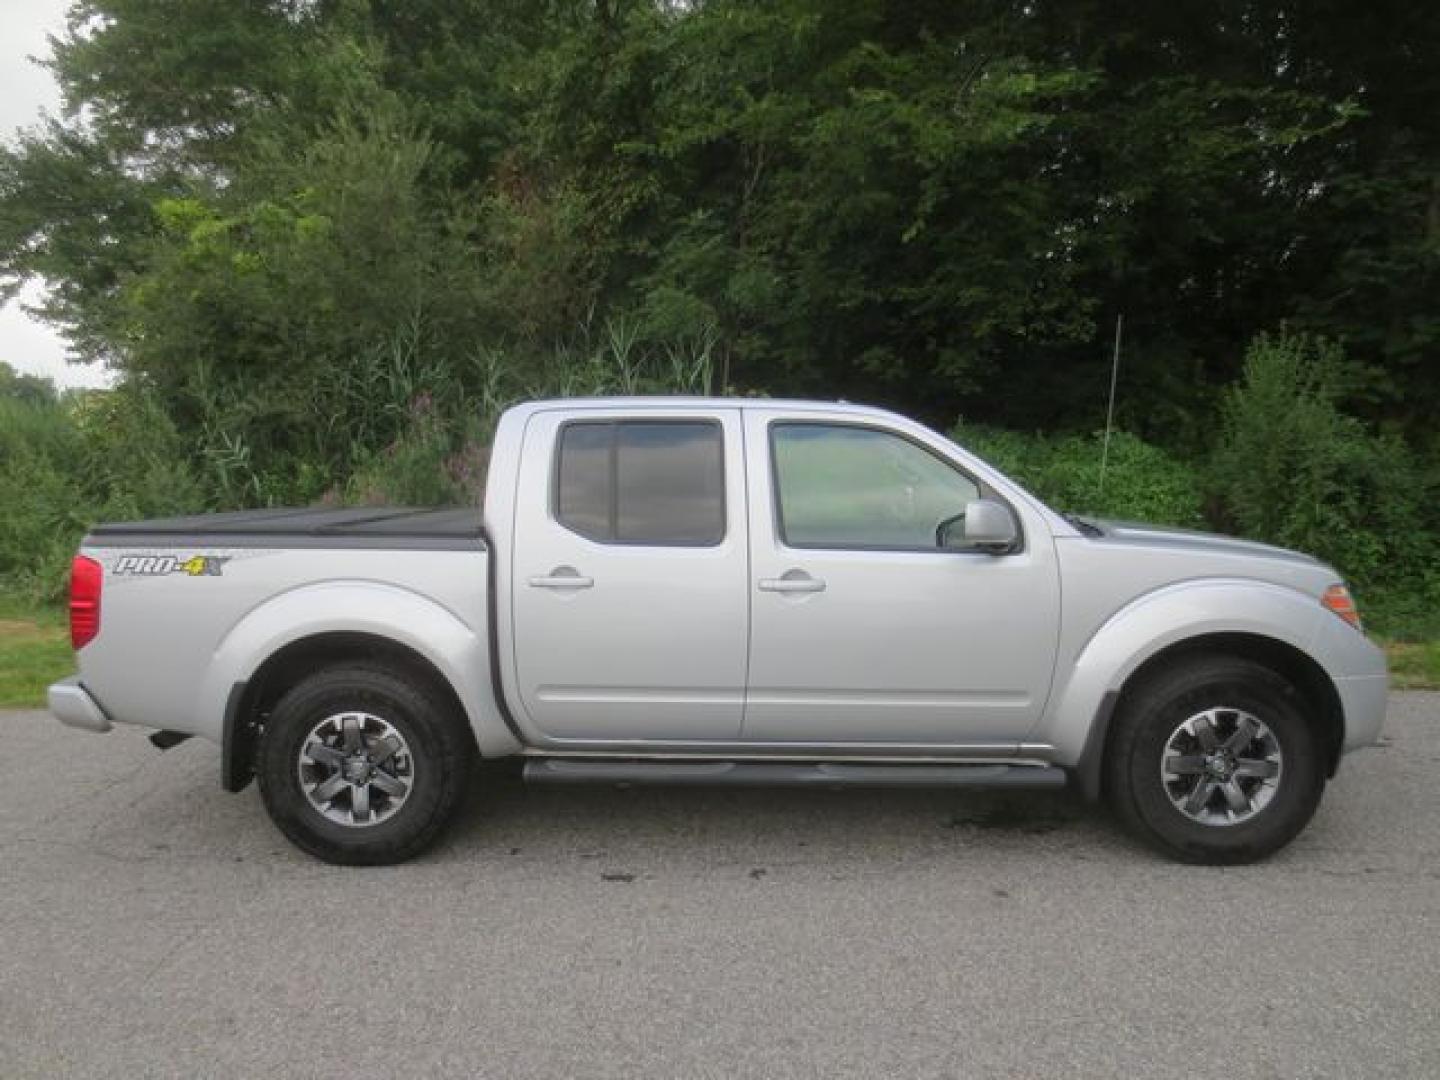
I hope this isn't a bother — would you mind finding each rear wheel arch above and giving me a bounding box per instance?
[224,632,475,793]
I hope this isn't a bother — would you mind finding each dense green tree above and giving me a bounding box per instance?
[1,0,1437,441]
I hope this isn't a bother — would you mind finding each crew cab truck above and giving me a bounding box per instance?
[48,398,1388,865]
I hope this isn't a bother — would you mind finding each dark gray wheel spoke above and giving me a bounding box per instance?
[1192,716,1220,750]
[1223,716,1259,754]
[1183,779,1216,816]
[370,770,408,798]
[368,736,401,768]
[341,715,362,753]
[1233,758,1280,779]
[1220,780,1250,814]
[1164,754,1206,776]
[305,742,346,767]
[312,774,348,803]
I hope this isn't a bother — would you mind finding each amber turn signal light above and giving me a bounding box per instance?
[1321,583,1361,631]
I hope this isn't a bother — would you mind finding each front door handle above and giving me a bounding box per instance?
[528,566,594,590]
[758,571,826,594]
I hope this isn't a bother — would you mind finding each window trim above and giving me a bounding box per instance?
[551,418,728,548]
[766,419,1024,555]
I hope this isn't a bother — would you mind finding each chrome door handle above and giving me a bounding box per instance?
[758,573,826,594]
[528,567,594,590]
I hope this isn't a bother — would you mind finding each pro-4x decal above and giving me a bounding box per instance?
[113,554,231,577]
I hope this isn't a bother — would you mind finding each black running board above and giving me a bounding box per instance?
[523,759,1067,790]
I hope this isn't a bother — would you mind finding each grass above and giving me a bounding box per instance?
[0,596,74,708]
[1383,640,1440,691]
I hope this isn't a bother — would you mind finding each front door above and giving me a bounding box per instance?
[742,411,1060,747]
[511,408,749,742]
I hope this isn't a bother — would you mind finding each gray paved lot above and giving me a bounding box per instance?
[1,696,1437,1079]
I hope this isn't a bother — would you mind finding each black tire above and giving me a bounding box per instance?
[1105,654,1325,865]
[257,664,475,866]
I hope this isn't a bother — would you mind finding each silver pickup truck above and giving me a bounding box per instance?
[49,397,1388,865]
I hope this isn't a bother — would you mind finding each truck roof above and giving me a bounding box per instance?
[511,396,907,421]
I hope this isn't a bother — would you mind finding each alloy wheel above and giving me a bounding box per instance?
[1160,706,1283,827]
[297,711,415,827]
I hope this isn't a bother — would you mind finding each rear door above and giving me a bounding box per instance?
[510,407,749,742]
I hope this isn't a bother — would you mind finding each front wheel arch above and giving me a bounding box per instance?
[1074,631,1345,803]
[1094,632,1344,801]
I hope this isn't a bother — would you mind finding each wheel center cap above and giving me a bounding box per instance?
[1205,752,1233,780]
[345,756,370,782]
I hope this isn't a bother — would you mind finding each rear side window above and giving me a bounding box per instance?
[555,420,725,546]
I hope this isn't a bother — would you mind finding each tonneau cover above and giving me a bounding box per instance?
[87,507,486,550]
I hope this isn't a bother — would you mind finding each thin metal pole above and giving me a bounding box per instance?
[1098,313,1123,499]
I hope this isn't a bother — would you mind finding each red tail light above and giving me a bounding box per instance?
[70,555,102,649]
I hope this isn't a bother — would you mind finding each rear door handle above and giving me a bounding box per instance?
[528,566,594,590]
[758,572,826,594]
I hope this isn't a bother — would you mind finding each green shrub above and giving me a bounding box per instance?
[953,423,1206,528]
[72,385,205,522]
[342,397,489,508]
[0,397,86,600]
[0,386,203,603]
[1209,331,1439,608]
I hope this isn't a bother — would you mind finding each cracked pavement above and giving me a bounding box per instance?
[1,695,1438,1078]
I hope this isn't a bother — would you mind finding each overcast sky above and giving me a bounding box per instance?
[2,0,113,389]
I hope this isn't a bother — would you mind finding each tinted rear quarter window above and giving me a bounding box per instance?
[555,420,725,546]
[556,422,613,540]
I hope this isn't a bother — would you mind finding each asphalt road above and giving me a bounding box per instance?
[1,696,1437,1079]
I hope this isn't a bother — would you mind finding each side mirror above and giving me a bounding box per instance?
[961,499,1019,553]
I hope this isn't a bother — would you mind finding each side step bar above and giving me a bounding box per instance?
[523,759,1067,790]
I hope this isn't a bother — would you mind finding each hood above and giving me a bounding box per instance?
[1086,518,1325,568]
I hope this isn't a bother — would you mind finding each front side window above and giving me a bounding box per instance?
[771,423,981,549]
[556,420,725,545]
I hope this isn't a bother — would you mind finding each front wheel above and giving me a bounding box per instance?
[1106,655,1325,864]
[257,664,475,865]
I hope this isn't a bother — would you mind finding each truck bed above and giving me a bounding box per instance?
[87,507,486,550]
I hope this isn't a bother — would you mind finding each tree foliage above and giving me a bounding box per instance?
[2,1,1439,622]
[3,0,1436,434]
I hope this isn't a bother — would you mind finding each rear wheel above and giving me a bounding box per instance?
[1106,655,1325,864]
[257,664,474,865]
